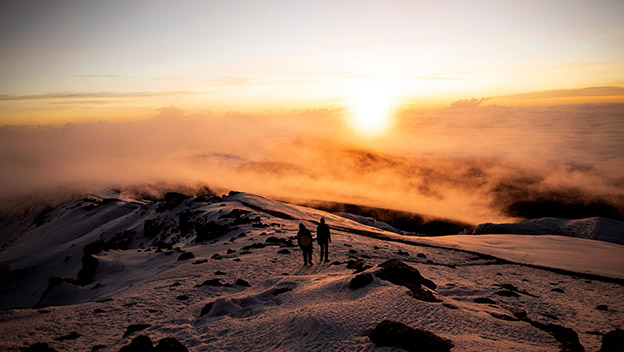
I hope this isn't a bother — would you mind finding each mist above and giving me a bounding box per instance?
[1,103,623,225]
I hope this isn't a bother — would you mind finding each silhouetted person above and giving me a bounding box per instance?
[297,223,313,266]
[317,217,331,261]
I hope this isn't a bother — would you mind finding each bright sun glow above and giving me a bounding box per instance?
[349,83,393,136]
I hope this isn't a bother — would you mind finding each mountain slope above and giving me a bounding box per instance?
[0,192,622,351]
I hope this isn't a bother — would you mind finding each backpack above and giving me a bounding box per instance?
[299,229,312,246]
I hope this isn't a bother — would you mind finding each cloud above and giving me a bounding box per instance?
[497,86,624,100]
[0,91,198,101]
[1,102,623,225]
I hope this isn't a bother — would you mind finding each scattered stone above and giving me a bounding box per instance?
[442,303,458,310]
[504,307,527,320]
[233,258,241,262]
[196,279,223,287]
[343,244,352,247]
[239,251,252,255]
[551,288,565,293]
[214,271,226,275]
[490,312,518,321]
[396,249,410,256]
[91,345,106,351]
[373,246,380,250]
[350,273,374,290]
[119,335,154,352]
[200,302,214,316]
[155,337,188,352]
[270,287,293,296]
[348,249,358,254]
[25,342,58,352]
[529,322,584,352]
[495,290,520,297]
[242,242,266,251]
[235,279,251,287]
[265,236,295,247]
[474,297,495,304]
[192,259,208,265]
[417,253,427,258]
[54,332,81,341]
[376,260,438,302]
[361,254,371,259]
[211,253,223,260]
[369,320,453,352]
[599,329,624,352]
[123,302,138,307]
[169,282,181,287]
[195,221,231,243]
[176,295,189,301]
[123,324,151,338]
[226,249,237,254]
[177,252,195,261]
[596,305,609,311]
[277,248,291,254]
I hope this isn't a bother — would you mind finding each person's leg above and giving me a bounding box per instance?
[301,247,307,265]
[324,243,329,261]
[308,247,313,265]
[319,243,325,261]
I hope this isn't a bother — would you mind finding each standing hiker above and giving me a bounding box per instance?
[316,217,331,262]
[297,223,313,266]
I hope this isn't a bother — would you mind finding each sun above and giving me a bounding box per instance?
[348,83,393,136]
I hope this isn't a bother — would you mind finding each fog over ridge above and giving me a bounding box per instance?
[1,103,623,224]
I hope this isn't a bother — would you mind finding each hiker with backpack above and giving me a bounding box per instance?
[297,223,314,266]
[317,217,331,262]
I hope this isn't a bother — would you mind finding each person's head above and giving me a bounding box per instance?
[320,217,325,224]
[299,223,305,230]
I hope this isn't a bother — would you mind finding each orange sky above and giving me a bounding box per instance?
[1,1,623,125]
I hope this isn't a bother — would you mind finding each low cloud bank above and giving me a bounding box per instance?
[1,103,623,225]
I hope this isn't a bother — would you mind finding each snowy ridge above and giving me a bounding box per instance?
[1,191,623,351]
[473,217,624,245]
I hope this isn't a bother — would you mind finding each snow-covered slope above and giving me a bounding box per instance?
[1,192,622,351]
[473,217,624,245]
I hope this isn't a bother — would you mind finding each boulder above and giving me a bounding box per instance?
[122,324,151,338]
[599,329,624,352]
[119,335,154,352]
[349,273,373,290]
[369,320,452,352]
[155,337,188,352]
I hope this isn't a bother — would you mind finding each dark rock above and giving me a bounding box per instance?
[123,324,151,338]
[599,329,624,352]
[490,312,518,321]
[373,246,380,250]
[343,243,352,247]
[442,303,458,310]
[226,249,237,254]
[235,279,251,287]
[54,331,81,341]
[350,273,374,290]
[270,287,293,296]
[277,248,291,254]
[200,302,214,316]
[155,337,188,352]
[504,307,528,320]
[495,290,520,297]
[397,249,410,256]
[91,345,106,351]
[176,295,189,301]
[196,279,222,287]
[192,259,208,265]
[361,254,371,259]
[75,254,99,286]
[474,297,496,304]
[417,253,427,258]
[158,192,190,211]
[265,236,295,247]
[154,241,173,251]
[94,309,106,313]
[346,259,365,271]
[211,253,223,260]
[241,242,266,251]
[84,240,107,255]
[377,259,437,290]
[195,221,231,243]
[25,342,58,352]
[169,282,181,287]
[143,219,166,239]
[369,320,453,352]
[530,321,584,352]
[177,252,195,261]
[214,271,226,275]
[238,250,252,255]
[552,288,565,293]
[596,305,609,311]
[348,249,357,254]
[119,335,154,352]
[38,309,50,314]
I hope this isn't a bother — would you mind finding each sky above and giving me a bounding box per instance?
[1,0,624,124]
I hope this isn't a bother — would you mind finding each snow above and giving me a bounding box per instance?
[1,191,622,351]
[473,217,624,245]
